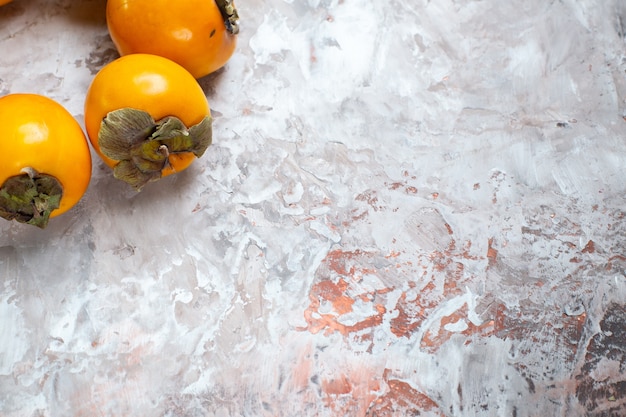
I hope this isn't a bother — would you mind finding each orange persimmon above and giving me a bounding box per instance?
[106,0,239,79]
[84,54,212,190]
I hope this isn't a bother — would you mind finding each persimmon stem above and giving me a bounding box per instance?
[20,166,37,178]
[98,108,213,190]
[158,144,170,158]
[216,0,240,35]
[0,168,63,229]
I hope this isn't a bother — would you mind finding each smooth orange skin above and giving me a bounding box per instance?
[0,0,13,6]
[84,54,210,178]
[106,0,237,79]
[0,94,92,218]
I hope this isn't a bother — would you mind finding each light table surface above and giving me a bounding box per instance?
[0,0,625,415]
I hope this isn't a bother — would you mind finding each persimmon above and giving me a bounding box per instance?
[84,54,212,190]
[0,94,92,228]
[106,0,239,79]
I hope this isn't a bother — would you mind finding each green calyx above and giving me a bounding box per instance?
[216,0,240,35]
[98,108,213,191]
[0,167,63,229]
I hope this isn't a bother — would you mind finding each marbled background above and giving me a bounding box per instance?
[1,0,625,416]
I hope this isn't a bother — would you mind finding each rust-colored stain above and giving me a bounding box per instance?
[390,279,464,341]
[421,303,495,352]
[387,182,404,190]
[324,248,376,277]
[576,304,626,415]
[487,237,498,265]
[355,191,383,211]
[385,172,419,195]
[314,279,354,314]
[296,183,625,415]
[302,216,486,344]
[300,249,388,336]
[606,254,626,272]
[322,374,352,396]
[301,278,387,336]
[366,371,443,416]
[318,366,382,415]
[581,240,595,254]
[317,366,442,417]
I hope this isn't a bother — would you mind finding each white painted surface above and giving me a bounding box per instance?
[1,0,625,415]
